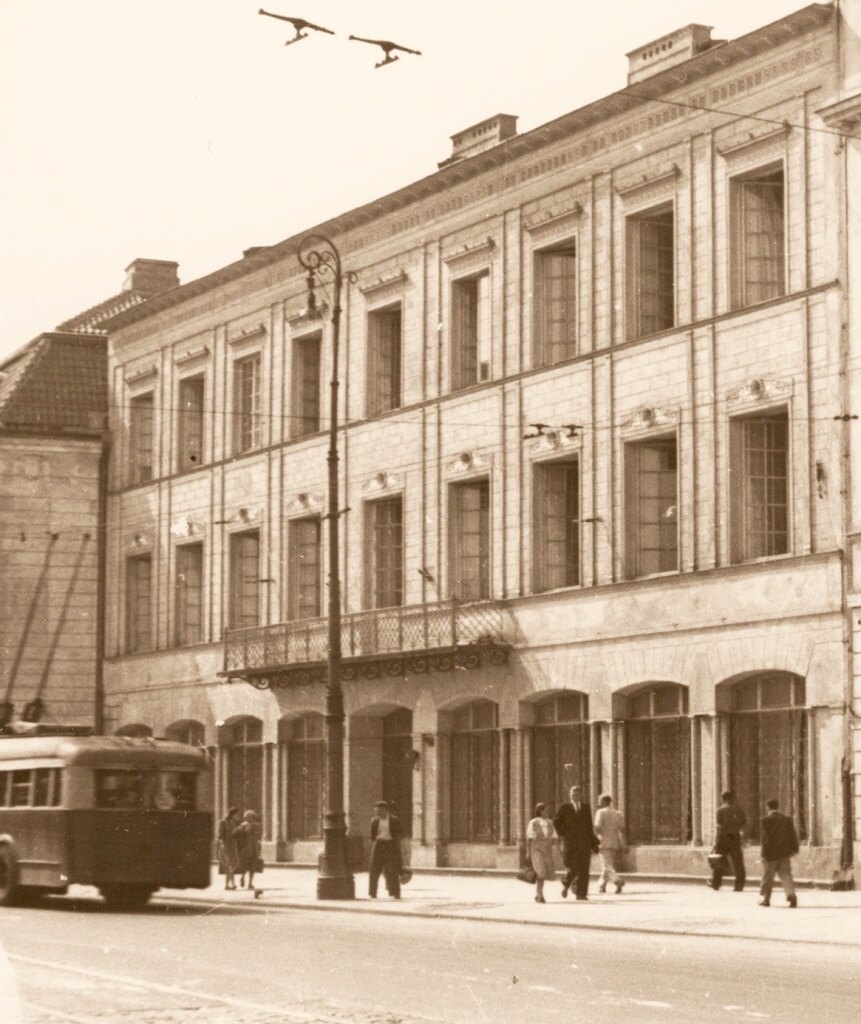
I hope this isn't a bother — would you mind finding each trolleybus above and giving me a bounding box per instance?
[0,729,213,907]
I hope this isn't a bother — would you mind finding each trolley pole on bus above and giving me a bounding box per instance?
[297,234,356,900]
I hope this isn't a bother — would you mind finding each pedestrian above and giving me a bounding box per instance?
[369,800,403,900]
[553,784,599,901]
[525,803,557,903]
[707,790,746,892]
[236,809,262,890]
[593,794,625,894]
[217,806,241,891]
[758,798,799,908]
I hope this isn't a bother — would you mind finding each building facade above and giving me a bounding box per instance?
[103,3,861,879]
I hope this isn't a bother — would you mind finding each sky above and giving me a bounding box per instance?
[0,0,812,362]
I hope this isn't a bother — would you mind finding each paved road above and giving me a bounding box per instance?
[1,894,859,1024]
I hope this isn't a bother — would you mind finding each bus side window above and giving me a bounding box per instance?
[52,768,63,807]
[33,768,51,806]
[0,771,8,807]
[11,769,32,807]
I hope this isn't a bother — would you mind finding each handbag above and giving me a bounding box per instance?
[517,865,537,884]
[706,851,727,871]
[255,857,264,874]
[399,869,412,885]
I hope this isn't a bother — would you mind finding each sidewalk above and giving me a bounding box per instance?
[149,866,861,948]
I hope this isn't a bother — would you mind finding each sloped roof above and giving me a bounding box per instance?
[55,288,148,335]
[0,333,107,438]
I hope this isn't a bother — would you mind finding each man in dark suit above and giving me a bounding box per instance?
[708,790,746,891]
[758,798,799,908]
[369,800,403,899]
[553,784,599,900]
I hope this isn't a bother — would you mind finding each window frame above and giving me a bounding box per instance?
[533,242,578,367]
[625,201,676,340]
[729,162,786,311]
[232,352,262,455]
[228,530,261,630]
[451,271,491,391]
[448,478,491,601]
[177,373,205,473]
[532,457,580,593]
[624,434,679,580]
[174,541,204,647]
[366,303,403,417]
[125,552,153,654]
[128,390,155,485]
[291,333,322,438]
[287,515,322,621]
[364,495,405,610]
[729,407,790,564]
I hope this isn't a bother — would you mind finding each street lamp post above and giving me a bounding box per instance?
[297,234,356,900]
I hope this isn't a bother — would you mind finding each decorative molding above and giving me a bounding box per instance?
[174,343,210,368]
[527,429,581,458]
[444,237,496,272]
[726,376,793,409]
[615,163,680,199]
[125,364,158,388]
[169,515,205,540]
[620,405,680,436]
[447,451,493,477]
[362,471,404,496]
[525,203,583,234]
[816,93,861,131]
[359,271,408,298]
[716,123,791,159]
[286,305,328,330]
[224,506,262,529]
[285,492,324,516]
[127,532,152,552]
[227,324,266,346]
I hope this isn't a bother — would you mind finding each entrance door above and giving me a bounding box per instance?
[381,708,413,834]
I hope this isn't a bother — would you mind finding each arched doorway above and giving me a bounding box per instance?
[348,707,413,834]
[165,720,205,747]
[723,672,806,840]
[223,716,263,819]
[531,691,589,816]
[448,699,498,843]
[622,683,691,844]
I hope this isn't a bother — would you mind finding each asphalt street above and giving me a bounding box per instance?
[1,893,859,1024]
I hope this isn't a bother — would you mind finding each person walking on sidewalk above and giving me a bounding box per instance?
[708,790,746,892]
[526,803,558,903]
[553,784,599,901]
[236,809,263,891]
[369,800,403,900]
[217,806,241,891]
[758,798,799,908]
[594,794,625,894]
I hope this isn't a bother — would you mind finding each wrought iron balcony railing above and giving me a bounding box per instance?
[222,599,513,689]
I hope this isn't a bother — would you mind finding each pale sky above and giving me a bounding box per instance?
[0,0,810,361]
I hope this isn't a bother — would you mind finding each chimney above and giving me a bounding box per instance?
[439,113,518,169]
[123,259,180,299]
[626,24,722,85]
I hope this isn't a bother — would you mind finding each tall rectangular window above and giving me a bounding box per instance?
[450,480,490,600]
[233,354,262,454]
[731,411,789,562]
[534,246,577,366]
[129,392,154,484]
[533,460,580,592]
[625,437,678,578]
[367,305,402,416]
[366,497,404,609]
[292,335,321,437]
[229,531,260,629]
[731,166,785,309]
[626,204,674,339]
[177,375,205,472]
[451,273,490,390]
[175,543,204,646]
[125,554,152,653]
[288,517,321,620]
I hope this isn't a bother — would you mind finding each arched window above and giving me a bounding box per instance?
[115,723,153,738]
[727,673,806,840]
[286,713,324,840]
[624,684,691,844]
[532,692,589,816]
[382,708,413,835]
[165,720,205,747]
[450,699,498,843]
[224,717,263,819]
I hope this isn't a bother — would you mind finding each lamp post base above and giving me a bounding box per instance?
[316,821,355,900]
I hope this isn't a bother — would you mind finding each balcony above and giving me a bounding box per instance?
[222,598,513,689]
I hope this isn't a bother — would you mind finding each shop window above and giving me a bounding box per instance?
[532,692,589,816]
[450,700,498,843]
[624,684,691,844]
[727,673,806,841]
[225,717,264,821]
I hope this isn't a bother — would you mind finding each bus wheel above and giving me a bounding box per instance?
[0,845,22,906]
[99,885,155,909]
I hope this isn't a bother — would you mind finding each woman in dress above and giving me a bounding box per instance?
[526,802,557,903]
[217,806,241,890]
[236,809,263,890]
